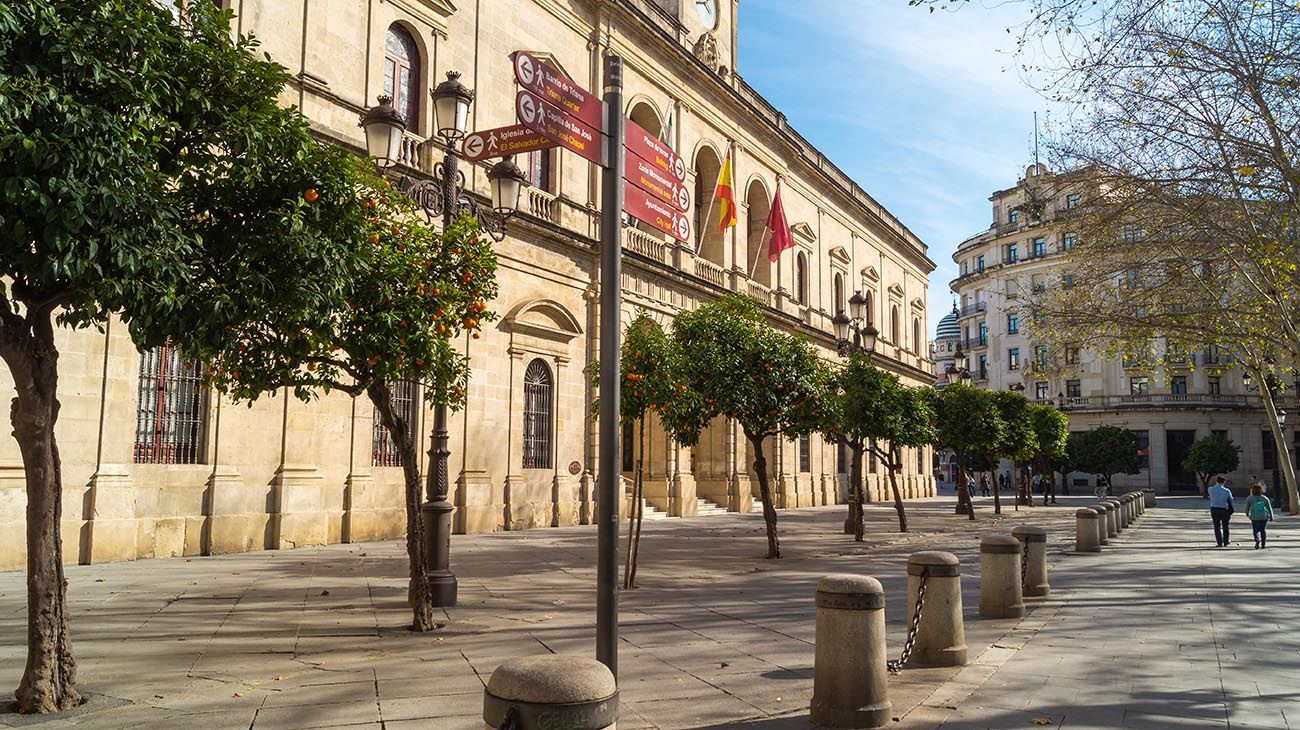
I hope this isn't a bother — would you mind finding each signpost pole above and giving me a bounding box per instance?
[596,54,624,678]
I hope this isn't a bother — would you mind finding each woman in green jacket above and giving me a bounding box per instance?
[1246,483,1275,549]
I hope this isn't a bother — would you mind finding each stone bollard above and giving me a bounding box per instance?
[1143,488,1156,508]
[1012,525,1050,598]
[811,575,891,729]
[483,656,617,730]
[1075,508,1102,552]
[1100,500,1120,537]
[1136,492,1147,515]
[1094,504,1111,544]
[979,535,1025,619]
[906,551,968,666]
[1116,496,1129,526]
[1129,494,1140,522]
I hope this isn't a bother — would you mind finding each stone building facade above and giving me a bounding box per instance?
[950,164,1295,495]
[0,0,939,570]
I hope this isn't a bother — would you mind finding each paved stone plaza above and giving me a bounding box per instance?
[0,496,1295,729]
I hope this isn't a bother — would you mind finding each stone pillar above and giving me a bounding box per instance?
[811,575,891,729]
[0,463,28,570]
[906,551,968,667]
[1012,525,1050,598]
[1143,488,1156,508]
[87,464,137,564]
[1100,500,1119,539]
[271,464,328,550]
[979,535,1025,619]
[207,466,266,554]
[1075,508,1101,553]
[1094,504,1110,546]
[456,468,503,533]
[483,655,617,730]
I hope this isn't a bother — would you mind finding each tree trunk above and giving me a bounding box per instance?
[850,440,866,541]
[1023,464,1035,507]
[367,379,435,632]
[748,433,780,559]
[992,464,1003,515]
[886,446,908,532]
[954,454,975,519]
[624,418,645,589]
[843,438,858,535]
[3,308,80,714]
[1257,380,1300,515]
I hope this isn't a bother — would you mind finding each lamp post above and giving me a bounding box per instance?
[833,294,877,529]
[944,345,973,386]
[1275,408,1288,508]
[360,72,528,608]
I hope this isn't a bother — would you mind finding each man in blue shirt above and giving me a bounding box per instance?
[1208,476,1235,547]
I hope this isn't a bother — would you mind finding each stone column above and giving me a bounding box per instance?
[86,464,137,564]
[906,551,967,667]
[811,575,891,729]
[1012,525,1050,598]
[979,535,1025,619]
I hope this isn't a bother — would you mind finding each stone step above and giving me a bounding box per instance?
[695,497,727,516]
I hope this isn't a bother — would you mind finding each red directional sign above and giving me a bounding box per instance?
[626,119,687,184]
[516,90,605,166]
[513,51,605,132]
[625,183,691,243]
[625,153,690,212]
[461,124,555,162]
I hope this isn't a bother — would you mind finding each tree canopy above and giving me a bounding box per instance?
[1185,433,1241,496]
[1072,425,1141,488]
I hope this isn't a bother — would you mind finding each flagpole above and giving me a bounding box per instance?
[748,223,772,281]
[695,142,729,257]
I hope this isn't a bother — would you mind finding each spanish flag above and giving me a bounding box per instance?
[714,146,737,234]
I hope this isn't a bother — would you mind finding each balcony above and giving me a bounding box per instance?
[623,227,668,264]
[956,302,987,318]
[693,257,727,287]
[962,337,989,350]
[526,188,559,225]
[1050,393,1252,411]
[747,280,772,306]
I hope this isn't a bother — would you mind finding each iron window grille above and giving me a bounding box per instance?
[133,341,208,464]
[799,434,811,473]
[523,359,553,469]
[372,380,420,467]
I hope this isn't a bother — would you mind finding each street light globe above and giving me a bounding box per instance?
[359,95,407,167]
[487,156,529,217]
[953,346,968,372]
[832,311,850,342]
[860,322,879,353]
[432,71,474,141]
[1279,409,1288,426]
[848,291,867,322]
[944,364,959,385]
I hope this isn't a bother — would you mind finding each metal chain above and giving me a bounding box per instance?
[1020,538,1030,589]
[499,706,520,730]
[888,568,928,673]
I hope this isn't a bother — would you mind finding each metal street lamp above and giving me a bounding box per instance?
[835,291,879,358]
[359,71,529,608]
[946,345,972,385]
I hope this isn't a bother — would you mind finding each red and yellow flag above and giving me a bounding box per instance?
[714,147,737,234]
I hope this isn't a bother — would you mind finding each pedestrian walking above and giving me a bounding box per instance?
[1246,483,1275,549]
[966,476,976,501]
[1042,473,1057,504]
[980,473,991,497]
[1208,476,1235,547]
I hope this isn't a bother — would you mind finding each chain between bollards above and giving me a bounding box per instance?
[888,568,928,674]
[1020,538,1029,589]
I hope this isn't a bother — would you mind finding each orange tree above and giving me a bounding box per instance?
[179,159,496,633]
[933,384,1003,520]
[992,391,1037,511]
[1030,404,1069,500]
[618,313,681,587]
[0,0,373,712]
[667,294,821,559]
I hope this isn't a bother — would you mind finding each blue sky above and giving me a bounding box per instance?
[737,1,1044,333]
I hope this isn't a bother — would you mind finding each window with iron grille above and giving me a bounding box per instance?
[372,380,420,467]
[799,434,810,473]
[868,438,878,473]
[837,442,847,474]
[133,341,208,464]
[523,359,553,469]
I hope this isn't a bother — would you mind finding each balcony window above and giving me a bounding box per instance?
[1035,382,1049,400]
[1263,432,1278,470]
[1006,243,1019,263]
[1171,376,1187,395]
[1009,209,1020,225]
[1008,347,1021,370]
[1034,345,1048,370]
[1066,379,1081,398]
[1062,274,1076,289]
[978,355,988,380]
[1208,376,1221,395]
[1134,430,1150,468]
[1065,346,1080,365]
[978,321,988,346]
[1032,237,1046,257]
[976,254,985,272]
[1007,313,1019,334]
[1066,193,1080,209]
[1130,377,1150,396]
[1063,232,1077,251]
[384,24,422,133]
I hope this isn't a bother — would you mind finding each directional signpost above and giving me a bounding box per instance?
[625,184,691,242]
[516,90,605,166]
[626,119,687,185]
[462,123,554,162]
[514,51,605,130]
[622,117,690,243]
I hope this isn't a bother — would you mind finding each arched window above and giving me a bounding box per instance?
[527,148,552,193]
[384,24,420,132]
[522,359,553,469]
[134,340,208,464]
[891,305,900,344]
[795,252,808,304]
[833,273,844,315]
[865,290,874,325]
[913,318,922,353]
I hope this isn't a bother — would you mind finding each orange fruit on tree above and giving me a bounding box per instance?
[304,188,319,203]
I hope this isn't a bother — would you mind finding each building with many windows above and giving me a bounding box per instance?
[950,164,1294,495]
[0,0,939,569]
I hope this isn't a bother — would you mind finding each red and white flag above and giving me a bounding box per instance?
[767,182,794,261]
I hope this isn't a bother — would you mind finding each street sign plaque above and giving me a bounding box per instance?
[516,90,605,166]
[461,124,555,162]
[513,51,605,131]
[625,153,690,212]
[625,183,691,243]
[626,119,686,183]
